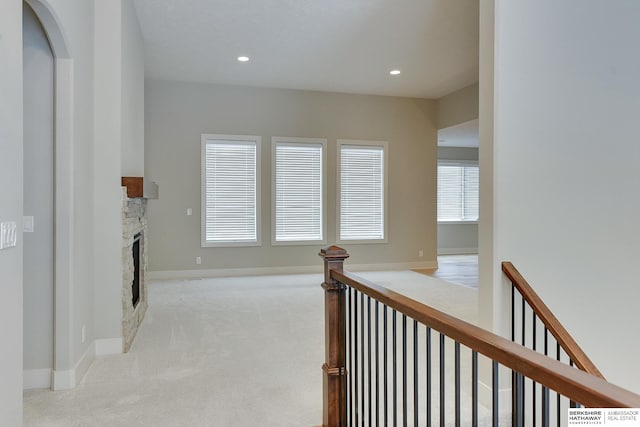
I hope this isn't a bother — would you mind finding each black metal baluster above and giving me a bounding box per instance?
[569,360,578,409]
[556,342,561,427]
[341,284,347,427]
[348,287,353,427]
[472,351,478,427]
[533,312,537,427]
[402,315,407,427]
[511,285,517,427]
[492,360,499,427]
[384,305,388,427]
[375,301,379,427]
[426,327,432,427]
[393,310,397,427]
[455,341,461,427]
[368,297,372,425]
[354,290,359,426]
[440,333,445,427]
[542,386,550,427]
[413,320,418,427]
[521,296,526,426]
[511,283,515,342]
[515,372,524,427]
[361,293,365,426]
[521,295,526,347]
[543,327,549,427]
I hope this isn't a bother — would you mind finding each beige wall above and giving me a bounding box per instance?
[145,80,438,274]
[436,82,479,129]
[492,0,640,392]
[120,0,144,176]
[0,0,23,422]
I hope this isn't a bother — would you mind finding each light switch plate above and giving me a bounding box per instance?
[0,221,18,249]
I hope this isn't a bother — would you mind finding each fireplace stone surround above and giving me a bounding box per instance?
[122,188,148,352]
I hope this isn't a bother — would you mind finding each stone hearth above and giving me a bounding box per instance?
[122,188,148,352]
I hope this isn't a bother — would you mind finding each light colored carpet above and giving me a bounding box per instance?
[24,270,479,427]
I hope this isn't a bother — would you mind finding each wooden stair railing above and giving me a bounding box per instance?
[320,246,640,427]
[502,261,604,379]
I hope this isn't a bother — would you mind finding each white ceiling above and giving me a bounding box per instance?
[438,119,478,148]
[132,0,479,99]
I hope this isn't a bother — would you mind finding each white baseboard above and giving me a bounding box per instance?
[96,337,123,356]
[53,341,95,390]
[437,247,478,255]
[52,337,123,390]
[23,368,52,390]
[148,261,439,281]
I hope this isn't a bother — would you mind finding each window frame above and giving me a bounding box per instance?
[437,159,479,224]
[337,139,388,244]
[271,136,327,246]
[200,134,262,247]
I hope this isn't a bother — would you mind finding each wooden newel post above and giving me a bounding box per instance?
[319,245,349,427]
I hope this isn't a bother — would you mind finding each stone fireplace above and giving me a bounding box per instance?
[122,188,148,352]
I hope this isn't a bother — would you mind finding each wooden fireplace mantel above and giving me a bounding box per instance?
[121,177,159,199]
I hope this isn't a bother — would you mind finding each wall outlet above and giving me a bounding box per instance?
[418,250,424,257]
[186,208,193,216]
[81,325,86,343]
[196,256,201,265]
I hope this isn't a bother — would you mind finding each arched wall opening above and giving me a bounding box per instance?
[23,0,75,390]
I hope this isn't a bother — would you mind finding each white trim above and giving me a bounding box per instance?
[50,337,122,390]
[52,341,95,390]
[438,220,479,225]
[337,139,389,244]
[23,369,52,390]
[437,247,479,255]
[53,57,75,377]
[271,136,327,246]
[148,261,438,281]
[95,338,123,356]
[438,159,479,167]
[200,134,262,247]
[24,0,71,58]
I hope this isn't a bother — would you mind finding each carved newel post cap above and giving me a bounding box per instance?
[319,245,350,260]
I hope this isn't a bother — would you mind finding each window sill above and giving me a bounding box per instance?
[438,221,479,225]
[337,238,388,245]
[271,239,327,247]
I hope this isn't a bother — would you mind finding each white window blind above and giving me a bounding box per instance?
[202,135,260,246]
[274,140,324,242]
[437,163,479,222]
[339,143,386,241]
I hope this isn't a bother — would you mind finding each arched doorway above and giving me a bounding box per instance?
[22,0,74,390]
[23,0,54,389]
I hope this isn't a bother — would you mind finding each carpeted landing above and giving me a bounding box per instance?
[24,270,481,427]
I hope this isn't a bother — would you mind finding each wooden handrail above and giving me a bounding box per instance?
[331,269,640,408]
[502,261,604,379]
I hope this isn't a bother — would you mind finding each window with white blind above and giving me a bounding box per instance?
[338,140,387,242]
[201,134,261,247]
[437,162,479,222]
[272,137,326,244]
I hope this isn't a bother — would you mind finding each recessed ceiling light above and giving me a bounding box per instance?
[390,69,401,75]
[237,56,250,62]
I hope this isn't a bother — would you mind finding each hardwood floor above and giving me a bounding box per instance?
[414,254,478,288]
